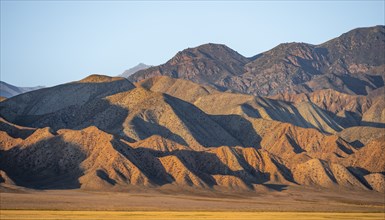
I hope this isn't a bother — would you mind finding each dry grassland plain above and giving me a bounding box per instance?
[1,210,385,220]
[1,187,384,220]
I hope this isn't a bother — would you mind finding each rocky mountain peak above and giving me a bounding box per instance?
[168,43,249,65]
[129,43,250,86]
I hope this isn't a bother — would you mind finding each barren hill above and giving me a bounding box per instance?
[136,76,384,134]
[129,43,250,90]
[0,114,380,192]
[1,74,384,193]
[270,89,385,128]
[0,75,135,123]
[0,76,242,149]
[343,136,385,173]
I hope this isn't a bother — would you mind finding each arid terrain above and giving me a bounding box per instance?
[2,211,384,220]
[1,187,384,219]
[0,26,384,219]
[1,186,384,212]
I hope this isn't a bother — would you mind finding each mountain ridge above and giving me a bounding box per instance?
[1,73,384,193]
[129,25,385,96]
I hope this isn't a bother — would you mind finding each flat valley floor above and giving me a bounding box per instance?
[1,210,385,220]
[1,186,384,219]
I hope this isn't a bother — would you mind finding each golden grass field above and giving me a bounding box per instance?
[1,186,384,220]
[1,210,385,220]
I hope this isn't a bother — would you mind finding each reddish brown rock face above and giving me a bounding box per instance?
[129,26,385,96]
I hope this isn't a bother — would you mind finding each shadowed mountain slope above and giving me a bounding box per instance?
[0,75,135,122]
[343,136,385,173]
[1,73,383,192]
[0,115,378,192]
[338,126,385,148]
[0,76,243,150]
[137,76,377,134]
[270,88,385,127]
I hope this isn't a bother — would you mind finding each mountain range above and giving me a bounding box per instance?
[0,26,384,194]
[129,26,385,96]
[0,81,44,99]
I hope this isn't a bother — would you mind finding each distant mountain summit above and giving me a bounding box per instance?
[120,63,152,78]
[0,81,44,98]
[129,43,250,90]
[129,26,385,96]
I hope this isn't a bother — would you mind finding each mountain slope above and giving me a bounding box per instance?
[269,89,371,116]
[136,76,219,103]
[338,126,385,148]
[0,125,153,189]
[2,117,376,192]
[0,75,135,122]
[137,76,345,134]
[343,136,385,173]
[128,26,385,96]
[242,26,385,96]
[1,70,384,193]
[0,77,244,149]
[0,117,368,192]
[129,43,250,90]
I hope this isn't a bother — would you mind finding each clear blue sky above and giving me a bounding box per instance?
[1,1,384,87]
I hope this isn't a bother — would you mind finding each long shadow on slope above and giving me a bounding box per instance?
[241,103,262,118]
[0,136,86,189]
[131,116,188,146]
[0,78,135,122]
[11,99,129,136]
[120,147,289,191]
[252,97,385,132]
[337,74,384,95]
[0,118,35,139]
[0,128,290,191]
[164,94,261,148]
[346,167,373,190]
[163,95,239,147]
[209,114,262,148]
[111,140,176,186]
[0,79,138,143]
[251,98,341,133]
[10,96,201,146]
[0,130,178,190]
[325,109,385,129]
[329,111,361,128]
[359,121,385,128]
[3,80,261,148]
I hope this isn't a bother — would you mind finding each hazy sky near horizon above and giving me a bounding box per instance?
[1,1,384,87]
